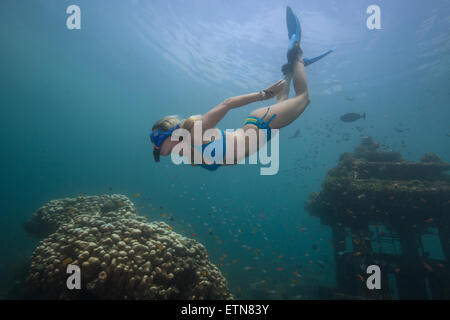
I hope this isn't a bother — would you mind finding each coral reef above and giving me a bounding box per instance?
[24,194,136,238]
[25,196,233,300]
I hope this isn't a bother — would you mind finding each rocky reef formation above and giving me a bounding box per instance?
[306,136,450,299]
[24,195,233,300]
[24,194,136,238]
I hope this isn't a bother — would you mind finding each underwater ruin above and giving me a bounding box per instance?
[306,136,450,299]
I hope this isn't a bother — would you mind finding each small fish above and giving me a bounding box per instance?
[161,213,166,218]
[289,129,301,139]
[340,113,366,123]
[190,233,197,237]
[244,266,254,271]
[201,270,207,276]
[157,243,164,250]
[356,274,364,282]
[67,208,77,215]
[424,262,433,272]
[276,267,284,271]
[425,218,433,223]
[353,252,361,257]
[134,193,141,198]
[62,257,73,266]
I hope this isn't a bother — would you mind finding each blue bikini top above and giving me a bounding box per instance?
[193,129,226,171]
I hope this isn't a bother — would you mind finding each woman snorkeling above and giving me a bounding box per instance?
[150,7,333,171]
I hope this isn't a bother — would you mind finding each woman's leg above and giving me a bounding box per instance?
[276,73,292,102]
[247,46,310,129]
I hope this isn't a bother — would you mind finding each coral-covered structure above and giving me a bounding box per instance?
[25,195,233,300]
[306,137,450,299]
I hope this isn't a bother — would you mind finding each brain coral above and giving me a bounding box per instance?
[26,197,233,300]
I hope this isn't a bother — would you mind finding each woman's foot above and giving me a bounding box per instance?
[261,79,287,99]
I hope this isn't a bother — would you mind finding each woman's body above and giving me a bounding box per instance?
[150,7,330,170]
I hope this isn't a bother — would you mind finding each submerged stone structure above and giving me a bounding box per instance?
[306,136,450,299]
[24,195,233,300]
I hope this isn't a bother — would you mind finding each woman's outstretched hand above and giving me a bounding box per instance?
[261,79,286,100]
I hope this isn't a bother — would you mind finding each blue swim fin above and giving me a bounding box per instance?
[286,6,301,52]
[304,48,336,66]
[282,6,334,74]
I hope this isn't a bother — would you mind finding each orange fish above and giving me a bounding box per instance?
[276,267,284,271]
[299,228,307,232]
[201,270,207,276]
[161,213,166,218]
[157,244,164,250]
[292,271,298,275]
[353,252,361,257]
[62,257,73,266]
[425,218,433,223]
[424,262,433,272]
[356,274,364,282]
[190,233,197,237]
[134,193,141,198]
[277,255,284,259]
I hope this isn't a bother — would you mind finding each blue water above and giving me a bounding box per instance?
[0,0,449,299]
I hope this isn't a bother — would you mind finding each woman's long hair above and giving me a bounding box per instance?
[151,114,202,132]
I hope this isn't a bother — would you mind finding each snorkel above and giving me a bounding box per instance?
[150,123,181,162]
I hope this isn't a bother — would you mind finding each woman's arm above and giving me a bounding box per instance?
[201,80,286,130]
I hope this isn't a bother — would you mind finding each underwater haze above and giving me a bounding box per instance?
[0,0,449,299]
